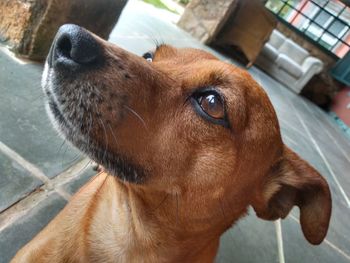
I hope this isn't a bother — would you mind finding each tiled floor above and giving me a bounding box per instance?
[0,0,349,262]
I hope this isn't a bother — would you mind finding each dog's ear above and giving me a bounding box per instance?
[252,146,331,245]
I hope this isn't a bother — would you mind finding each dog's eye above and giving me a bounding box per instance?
[142,52,153,62]
[198,94,224,119]
[191,89,229,127]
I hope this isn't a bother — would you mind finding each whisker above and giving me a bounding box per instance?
[98,117,109,162]
[220,198,236,244]
[61,143,69,168]
[64,152,84,168]
[33,93,45,102]
[91,98,109,163]
[123,105,148,130]
[151,38,165,49]
[76,159,94,175]
[219,198,226,220]
[176,193,179,225]
[86,112,93,146]
[57,139,67,155]
[107,123,118,146]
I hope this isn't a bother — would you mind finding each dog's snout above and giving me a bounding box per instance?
[49,24,100,68]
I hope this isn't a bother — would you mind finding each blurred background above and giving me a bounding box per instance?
[0,0,349,262]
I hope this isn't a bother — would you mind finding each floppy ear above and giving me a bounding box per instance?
[252,146,332,245]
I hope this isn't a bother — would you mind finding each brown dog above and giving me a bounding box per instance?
[11,24,331,263]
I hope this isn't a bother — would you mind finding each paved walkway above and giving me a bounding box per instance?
[0,1,349,262]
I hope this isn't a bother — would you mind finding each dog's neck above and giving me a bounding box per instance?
[89,173,239,262]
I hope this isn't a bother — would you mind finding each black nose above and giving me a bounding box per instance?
[49,24,100,68]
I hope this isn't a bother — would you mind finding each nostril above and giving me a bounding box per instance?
[52,24,101,67]
[56,35,72,59]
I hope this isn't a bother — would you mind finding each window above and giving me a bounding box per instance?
[265,0,350,58]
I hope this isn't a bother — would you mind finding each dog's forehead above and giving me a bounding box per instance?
[154,45,218,62]
[154,45,254,88]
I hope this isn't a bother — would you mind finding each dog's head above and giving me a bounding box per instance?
[43,24,331,244]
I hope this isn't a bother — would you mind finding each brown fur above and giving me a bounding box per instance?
[11,29,331,263]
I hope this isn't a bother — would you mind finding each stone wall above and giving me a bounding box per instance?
[0,0,127,61]
[177,0,237,43]
[0,0,48,54]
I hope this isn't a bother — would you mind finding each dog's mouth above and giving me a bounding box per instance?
[43,64,145,184]
[42,25,145,184]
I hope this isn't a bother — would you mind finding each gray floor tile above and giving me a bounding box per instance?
[325,201,350,256]
[290,197,350,257]
[0,152,42,212]
[62,166,97,195]
[303,99,350,150]
[0,51,83,178]
[216,212,278,263]
[1,0,350,262]
[0,193,67,263]
[282,215,350,263]
[293,98,350,189]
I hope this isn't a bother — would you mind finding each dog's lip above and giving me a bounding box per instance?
[47,44,54,68]
[47,95,70,128]
[46,93,145,184]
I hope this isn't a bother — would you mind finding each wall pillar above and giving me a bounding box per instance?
[0,0,127,60]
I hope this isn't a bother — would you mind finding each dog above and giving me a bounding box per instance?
[11,24,331,263]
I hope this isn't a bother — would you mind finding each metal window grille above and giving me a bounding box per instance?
[265,0,350,58]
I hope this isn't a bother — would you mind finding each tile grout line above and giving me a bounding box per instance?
[275,219,286,263]
[49,158,95,200]
[0,191,55,232]
[0,45,31,65]
[0,141,50,184]
[55,188,71,201]
[287,100,350,208]
[0,158,93,231]
[0,141,89,202]
[301,100,350,164]
[324,238,350,262]
[279,118,309,140]
[289,215,350,261]
[283,134,298,147]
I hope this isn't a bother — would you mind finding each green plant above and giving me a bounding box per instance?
[179,0,190,5]
[143,0,178,14]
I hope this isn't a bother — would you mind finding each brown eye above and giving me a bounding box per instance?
[199,94,224,119]
[190,89,229,128]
